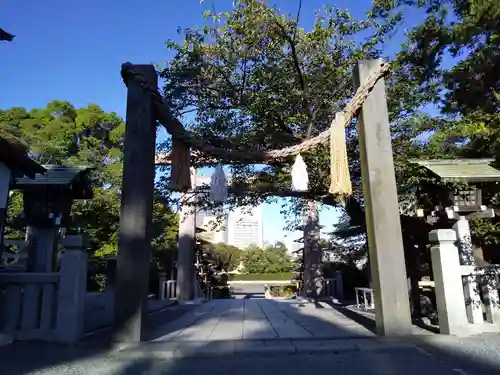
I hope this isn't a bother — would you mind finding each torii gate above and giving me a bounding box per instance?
[113,59,412,342]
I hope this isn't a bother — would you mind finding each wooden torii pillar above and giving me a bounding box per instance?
[114,65,157,342]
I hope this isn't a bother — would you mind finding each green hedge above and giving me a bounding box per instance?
[229,272,294,281]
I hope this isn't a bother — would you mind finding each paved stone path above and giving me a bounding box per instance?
[112,298,440,359]
[2,299,500,374]
[146,298,375,342]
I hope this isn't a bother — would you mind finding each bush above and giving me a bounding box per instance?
[240,245,293,274]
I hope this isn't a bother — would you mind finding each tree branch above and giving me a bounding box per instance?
[274,21,317,137]
[191,184,339,207]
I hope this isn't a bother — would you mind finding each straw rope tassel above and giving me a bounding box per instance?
[169,138,192,191]
[329,112,352,196]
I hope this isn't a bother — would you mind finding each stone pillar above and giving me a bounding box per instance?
[429,229,469,335]
[56,235,88,343]
[353,59,412,336]
[453,217,474,265]
[452,216,482,324]
[158,271,167,300]
[114,64,157,342]
[335,270,344,300]
[481,272,500,324]
[176,168,196,301]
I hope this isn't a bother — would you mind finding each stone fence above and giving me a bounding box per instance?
[0,235,87,343]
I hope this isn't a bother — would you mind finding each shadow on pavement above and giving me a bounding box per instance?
[1,298,500,375]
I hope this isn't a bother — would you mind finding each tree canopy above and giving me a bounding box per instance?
[158,0,403,225]
[241,243,294,274]
[1,101,178,272]
[159,0,500,260]
[203,242,242,271]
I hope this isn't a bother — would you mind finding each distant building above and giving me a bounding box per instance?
[283,236,302,256]
[227,205,263,250]
[193,174,263,249]
[195,175,228,244]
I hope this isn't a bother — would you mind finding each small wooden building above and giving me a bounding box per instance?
[0,131,46,255]
[412,158,500,218]
[14,165,93,228]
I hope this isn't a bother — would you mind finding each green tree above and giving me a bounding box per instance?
[1,101,178,267]
[204,242,241,271]
[371,0,500,247]
[158,0,401,227]
[157,0,500,307]
[241,244,293,273]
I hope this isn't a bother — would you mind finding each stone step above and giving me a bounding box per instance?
[111,338,418,359]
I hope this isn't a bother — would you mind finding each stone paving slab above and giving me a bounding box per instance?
[148,299,376,343]
[114,337,420,359]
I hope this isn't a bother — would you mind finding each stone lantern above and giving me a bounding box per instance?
[412,159,500,264]
[14,165,93,272]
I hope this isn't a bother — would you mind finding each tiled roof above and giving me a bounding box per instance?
[413,159,500,182]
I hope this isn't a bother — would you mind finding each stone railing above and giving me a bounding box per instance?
[159,272,212,301]
[0,272,59,341]
[355,287,375,310]
[158,272,177,300]
[429,229,500,334]
[460,264,500,325]
[0,235,88,343]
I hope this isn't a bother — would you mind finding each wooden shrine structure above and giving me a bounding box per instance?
[114,59,412,342]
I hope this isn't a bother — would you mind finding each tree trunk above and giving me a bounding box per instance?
[303,200,323,299]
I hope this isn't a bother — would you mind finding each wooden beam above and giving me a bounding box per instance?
[155,151,211,165]
[154,152,289,166]
[354,59,412,336]
[114,65,157,342]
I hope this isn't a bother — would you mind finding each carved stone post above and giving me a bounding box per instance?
[158,271,167,300]
[56,235,88,343]
[453,217,482,324]
[429,229,468,335]
[353,59,412,336]
[481,269,500,324]
[453,217,474,264]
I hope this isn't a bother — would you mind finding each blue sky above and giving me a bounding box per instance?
[1,0,429,244]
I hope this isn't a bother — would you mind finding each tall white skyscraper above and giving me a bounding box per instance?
[227,205,264,249]
[195,175,228,244]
